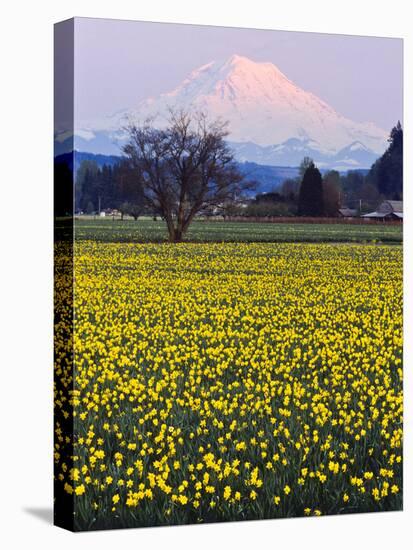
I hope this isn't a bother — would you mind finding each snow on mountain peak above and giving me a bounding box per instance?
[348,141,369,152]
[126,54,387,154]
[74,54,388,166]
[165,54,300,108]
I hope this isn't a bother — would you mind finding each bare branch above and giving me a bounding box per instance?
[122,107,254,242]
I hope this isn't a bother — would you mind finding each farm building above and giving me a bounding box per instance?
[338,208,358,218]
[362,200,403,221]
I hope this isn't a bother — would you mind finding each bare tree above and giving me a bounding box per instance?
[280,178,300,201]
[122,109,254,242]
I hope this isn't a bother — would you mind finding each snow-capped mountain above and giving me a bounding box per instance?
[228,138,381,171]
[56,54,389,168]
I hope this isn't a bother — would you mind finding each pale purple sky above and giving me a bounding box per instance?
[74,17,403,132]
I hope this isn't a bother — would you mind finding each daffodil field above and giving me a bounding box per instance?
[54,241,402,530]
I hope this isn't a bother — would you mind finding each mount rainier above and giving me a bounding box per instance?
[56,54,389,169]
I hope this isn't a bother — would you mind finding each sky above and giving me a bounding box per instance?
[74,17,403,133]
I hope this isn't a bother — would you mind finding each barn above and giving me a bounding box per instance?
[362,200,403,221]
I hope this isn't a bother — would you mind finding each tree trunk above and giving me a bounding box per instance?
[166,226,184,243]
[174,228,183,242]
[165,216,177,243]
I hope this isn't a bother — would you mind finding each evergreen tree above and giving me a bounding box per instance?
[76,160,99,211]
[299,156,314,178]
[367,121,403,199]
[98,164,114,211]
[298,161,324,216]
[79,166,98,213]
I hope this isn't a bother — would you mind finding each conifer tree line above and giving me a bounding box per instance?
[75,159,145,219]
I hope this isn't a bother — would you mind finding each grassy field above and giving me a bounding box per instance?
[73,218,403,244]
[54,241,403,529]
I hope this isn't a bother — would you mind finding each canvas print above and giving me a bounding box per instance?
[54,18,403,531]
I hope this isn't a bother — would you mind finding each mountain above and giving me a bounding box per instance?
[237,163,299,193]
[55,54,388,168]
[229,139,380,171]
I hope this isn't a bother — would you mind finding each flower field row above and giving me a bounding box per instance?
[72,218,403,244]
